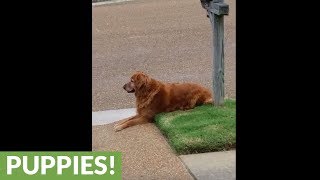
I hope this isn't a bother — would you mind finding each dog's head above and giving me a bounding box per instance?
[123,71,151,93]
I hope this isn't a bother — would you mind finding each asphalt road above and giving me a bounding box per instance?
[92,0,235,111]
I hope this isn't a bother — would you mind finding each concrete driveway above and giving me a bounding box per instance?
[92,0,235,111]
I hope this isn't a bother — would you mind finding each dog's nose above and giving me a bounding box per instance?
[123,84,126,89]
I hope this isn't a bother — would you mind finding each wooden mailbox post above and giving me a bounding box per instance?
[200,0,229,106]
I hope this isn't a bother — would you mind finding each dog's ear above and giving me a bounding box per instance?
[134,72,151,90]
[133,71,144,81]
[143,76,151,89]
[133,73,142,84]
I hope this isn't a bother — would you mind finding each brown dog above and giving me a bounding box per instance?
[114,71,213,131]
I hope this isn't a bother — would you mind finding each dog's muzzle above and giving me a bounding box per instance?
[123,84,135,93]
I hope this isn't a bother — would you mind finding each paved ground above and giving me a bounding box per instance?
[180,150,236,180]
[92,0,236,179]
[93,122,194,180]
[92,109,235,179]
[92,0,235,111]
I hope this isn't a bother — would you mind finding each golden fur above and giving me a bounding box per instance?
[114,71,213,131]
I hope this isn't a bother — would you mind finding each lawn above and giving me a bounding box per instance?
[155,99,236,155]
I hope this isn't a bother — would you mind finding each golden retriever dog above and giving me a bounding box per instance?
[114,71,213,131]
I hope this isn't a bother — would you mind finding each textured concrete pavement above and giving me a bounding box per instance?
[93,123,194,180]
[92,0,236,179]
[180,150,236,180]
[92,0,235,111]
[92,109,235,179]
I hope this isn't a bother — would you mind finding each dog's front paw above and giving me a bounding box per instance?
[114,124,123,132]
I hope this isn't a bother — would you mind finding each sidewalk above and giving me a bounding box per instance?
[180,151,236,180]
[92,109,235,179]
[92,109,193,179]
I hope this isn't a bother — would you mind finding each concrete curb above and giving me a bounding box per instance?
[92,0,112,2]
[92,0,133,6]
[92,108,136,126]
